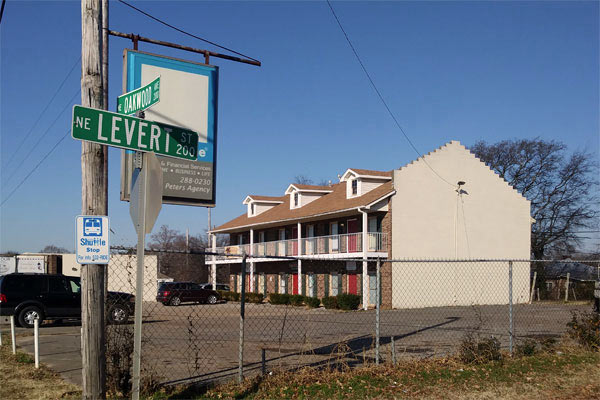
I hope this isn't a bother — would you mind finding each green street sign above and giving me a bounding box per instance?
[117,76,160,115]
[71,105,198,161]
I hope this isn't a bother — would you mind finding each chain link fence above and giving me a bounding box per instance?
[103,249,599,390]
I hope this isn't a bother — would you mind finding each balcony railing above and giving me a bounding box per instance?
[213,232,387,261]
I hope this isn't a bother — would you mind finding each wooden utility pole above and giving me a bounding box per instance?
[81,0,107,398]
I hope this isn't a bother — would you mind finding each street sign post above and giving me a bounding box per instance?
[130,152,163,234]
[117,76,160,115]
[75,216,110,264]
[71,105,198,161]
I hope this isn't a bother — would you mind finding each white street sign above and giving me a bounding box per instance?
[76,215,110,264]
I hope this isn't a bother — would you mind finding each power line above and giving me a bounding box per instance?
[116,0,260,63]
[1,130,69,206]
[3,89,80,186]
[325,0,454,188]
[2,58,80,170]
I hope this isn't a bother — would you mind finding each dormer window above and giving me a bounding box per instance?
[251,203,255,215]
[294,193,299,207]
[351,179,358,195]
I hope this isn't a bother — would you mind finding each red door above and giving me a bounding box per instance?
[291,227,298,256]
[347,219,358,252]
[348,274,357,294]
[292,273,298,295]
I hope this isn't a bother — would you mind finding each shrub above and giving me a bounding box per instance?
[305,296,321,308]
[515,339,538,357]
[268,293,291,305]
[245,292,264,304]
[321,296,338,309]
[337,294,361,310]
[567,311,600,351]
[290,294,305,306]
[459,333,502,364]
[218,291,240,302]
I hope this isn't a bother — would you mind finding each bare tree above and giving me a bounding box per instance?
[40,245,69,253]
[293,175,313,185]
[148,225,180,251]
[471,138,599,259]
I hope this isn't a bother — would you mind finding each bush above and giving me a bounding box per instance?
[268,293,290,305]
[567,311,600,351]
[459,334,502,364]
[218,291,240,302]
[515,339,538,357]
[290,294,305,306]
[245,292,264,304]
[305,296,321,308]
[321,296,338,309]
[337,294,361,310]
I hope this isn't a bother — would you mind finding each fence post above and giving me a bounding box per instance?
[238,254,247,383]
[564,272,570,302]
[375,258,381,365]
[261,348,266,375]
[10,315,16,354]
[508,261,514,355]
[391,336,396,365]
[34,317,39,368]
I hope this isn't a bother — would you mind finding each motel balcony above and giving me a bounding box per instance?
[210,232,388,264]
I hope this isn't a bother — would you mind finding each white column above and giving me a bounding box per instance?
[211,234,217,288]
[250,229,255,292]
[361,209,369,310]
[297,221,302,295]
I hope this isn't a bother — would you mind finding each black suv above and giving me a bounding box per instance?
[156,281,220,306]
[0,273,134,328]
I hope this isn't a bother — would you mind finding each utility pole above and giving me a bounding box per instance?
[81,0,107,398]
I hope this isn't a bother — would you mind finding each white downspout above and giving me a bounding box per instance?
[297,221,302,295]
[250,228,254,292]
[358,207,369,310]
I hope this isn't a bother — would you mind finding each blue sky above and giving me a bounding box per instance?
[1,1,598,252]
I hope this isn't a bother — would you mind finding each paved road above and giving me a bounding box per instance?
[1,301,593,387]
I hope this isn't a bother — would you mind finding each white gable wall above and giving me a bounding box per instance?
[391,141,531,308]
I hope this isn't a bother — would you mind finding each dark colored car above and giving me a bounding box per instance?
[198,283,231,292]
[0,273,134,328]
[156,281,220,306]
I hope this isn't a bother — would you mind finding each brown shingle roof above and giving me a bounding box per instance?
[290,184,333,191]
[247,195,285,202]
[348,169,393,177]
[212,181,394,233]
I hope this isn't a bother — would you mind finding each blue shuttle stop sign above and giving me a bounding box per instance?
[76,215,110,264]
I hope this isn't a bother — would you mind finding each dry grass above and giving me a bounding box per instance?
[172,340,599,400]
[0,341,81,400]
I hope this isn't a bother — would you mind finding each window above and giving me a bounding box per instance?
[351,179,358,195]
[294,193,299,207]
[66,277,81,294]
[250,203,255,215]
[49,276,68,293]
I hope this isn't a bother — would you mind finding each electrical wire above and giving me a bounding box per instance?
[3,89,80,186]
[116,0,260,63]
[325,0,455,188]
[1,130,69,206]
[2,58,80,170]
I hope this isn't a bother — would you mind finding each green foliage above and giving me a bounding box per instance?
[459,334,502,364]
[289,294,305,306]
[321,296,338,309]
[336,294,361,310]
[218,291,240,302]
[567,311,600,351]
[268,293,291,305]
[15,353,33,364]
[245,293,264,304]
[304,296,321,308]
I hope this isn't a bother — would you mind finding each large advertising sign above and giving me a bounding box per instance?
[0,257,16,275]
[120,50,218,207]
[16,256,46,273]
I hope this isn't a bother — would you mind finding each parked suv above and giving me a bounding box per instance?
[0,273,134,328]
[156,282,220,306]
[198,283,231,292]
